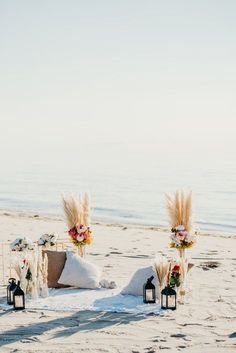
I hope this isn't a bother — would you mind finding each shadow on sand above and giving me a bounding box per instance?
[0,309,146,347]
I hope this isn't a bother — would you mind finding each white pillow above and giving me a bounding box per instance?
[58,252,101,289]
[121,266,160,298]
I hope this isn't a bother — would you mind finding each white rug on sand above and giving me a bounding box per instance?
[1,288,162,314]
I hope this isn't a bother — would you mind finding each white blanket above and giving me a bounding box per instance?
[1,288,162,314]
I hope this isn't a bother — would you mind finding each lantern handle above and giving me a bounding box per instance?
[147,276,154,283]
[8,278,16,284]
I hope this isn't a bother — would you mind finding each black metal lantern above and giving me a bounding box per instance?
[161,285,177,310]
[13,281,25,310]
[143,276,156,303]
[7,278,17,305]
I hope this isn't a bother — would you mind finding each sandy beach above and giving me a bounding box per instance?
[0,211,235,353]
[1,0,236,351]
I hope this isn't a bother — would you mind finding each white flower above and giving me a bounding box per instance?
[28,243,35,250]
[176,225,185,231]
[38,233,58,246]
[77,225,86,234]
[170,233,176,241]
[185,233,195,243]
[170,233,181,246]
[50,234,58,243]
[10,237,34,251]
[77,235,84,242]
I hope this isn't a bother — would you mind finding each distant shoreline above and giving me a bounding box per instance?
[0,210,235,239]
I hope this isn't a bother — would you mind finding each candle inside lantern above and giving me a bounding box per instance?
[14,295,24,308]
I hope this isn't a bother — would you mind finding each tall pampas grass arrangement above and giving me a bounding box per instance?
[13,255,28,294]
[166,191,197,304]
[28,250,39,299]
[154,257,170,298]
[62,193,93,257]
[166,191,196,254]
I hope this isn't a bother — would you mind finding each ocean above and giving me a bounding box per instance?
[0,144,235,234]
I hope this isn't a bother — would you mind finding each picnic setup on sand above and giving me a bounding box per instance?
[1,191,197,315]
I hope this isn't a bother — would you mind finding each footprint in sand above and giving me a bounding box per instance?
[170,333,186,338]
[20,336,40,343]
[145,347,157,353]
[123,254,150,259]
[199,261,220,270]
[159,346,171,350]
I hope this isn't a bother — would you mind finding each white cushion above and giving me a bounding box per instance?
[121,266,160,298]
[58,252,101,289]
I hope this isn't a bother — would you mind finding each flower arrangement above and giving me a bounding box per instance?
[38,233,58,247]
[13,251,38,298]
[165,191,198,303]
[170,225,196,250]
[22,259,32,281]
[166,191,197,252]
[10,237,35,251]
[11,236,49,298]
[169,264,181,288]
[62,192,92,257]
[68,225,92,246]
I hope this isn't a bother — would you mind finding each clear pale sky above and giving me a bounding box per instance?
[0,0,235,167]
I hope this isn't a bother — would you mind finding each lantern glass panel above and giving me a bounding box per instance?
[13,281,25,310]
[7,278,17,305]
[161,285,177,310]
[168,295,176,308]
[14,295,24,309]
[10,291,14,303]
[145,289,154,302]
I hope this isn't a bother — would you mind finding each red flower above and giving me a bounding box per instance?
[172,265,180,273]
[68,227,77,238]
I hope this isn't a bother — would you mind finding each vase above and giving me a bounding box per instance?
[178,248,188,304]
[78,245,86,258]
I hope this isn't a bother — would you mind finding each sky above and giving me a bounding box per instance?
[0,0,236,169]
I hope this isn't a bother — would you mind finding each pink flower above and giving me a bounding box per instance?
[176,230,188,240]
[77,224,86,233]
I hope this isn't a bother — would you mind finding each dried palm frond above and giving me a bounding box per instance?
[81,192,90,227]
[175,191,182,226]
[183,191,192,232]
[14,261,21,278]
[166,193,177,227]
[165,191,192,231]
[154,257,170,289]
[41,253,49,298]
[62,195,81,229]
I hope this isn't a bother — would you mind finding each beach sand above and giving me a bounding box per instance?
[0,212,236,353]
